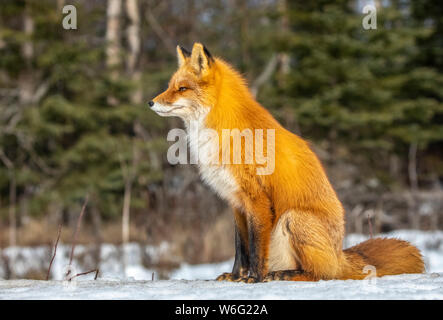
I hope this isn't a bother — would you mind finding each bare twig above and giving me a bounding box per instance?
[30,80,50,105]
[0,149,14,170]
[46,223,62,280]
[251,53,279,97]
[144,7,175,56]
[62,195,101,281]
[0,149,17,247]
[367,212,373,239]
[0,250,11,279]
[68,268,99,281]
[408,142,418,193]
[66,195,89,278]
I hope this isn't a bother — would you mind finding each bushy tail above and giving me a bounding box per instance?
[341,238,425,280]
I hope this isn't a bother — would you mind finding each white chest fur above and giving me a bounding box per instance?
[186,114,240,207]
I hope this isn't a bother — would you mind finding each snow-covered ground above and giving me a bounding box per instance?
[1,273,442,299]
[1,230,443,299]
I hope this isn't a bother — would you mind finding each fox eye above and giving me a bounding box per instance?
[178,87,187,92]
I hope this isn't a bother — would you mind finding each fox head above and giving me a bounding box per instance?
[149,43,217,120]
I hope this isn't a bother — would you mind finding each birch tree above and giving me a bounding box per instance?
[126,0,142,104]
[19,2,34,105]
[106,0,122,105]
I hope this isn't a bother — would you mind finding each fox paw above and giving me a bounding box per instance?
[263,270,301,282]
[233,276,261,283]
[216,273,241,282]
[217,273,260,283]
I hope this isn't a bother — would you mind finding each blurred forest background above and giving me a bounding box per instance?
[0,0,442,278]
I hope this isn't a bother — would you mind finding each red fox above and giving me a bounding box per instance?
[149,42,425,282]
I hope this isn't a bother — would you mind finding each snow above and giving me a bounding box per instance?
[0,273,442,299]
[1,230,443,299]
[0,241,170,281]
[170,260,234,280]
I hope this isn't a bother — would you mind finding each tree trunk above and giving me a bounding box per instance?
[408,142,418,192]
[90,205,103,268]
[125,0,142,104]
[8,173,17,247]
[408,142,420,229]
[120,143,139,245]
[106,0,122,105]
[122,181,132,245]
[125,0,140,73]
[57,0,65,12]
[277,0,290,77]
[0,150,17,247]
[106,0,122,69]
[19,2,34,105]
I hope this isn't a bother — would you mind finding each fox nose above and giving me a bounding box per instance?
[148,100,154,107]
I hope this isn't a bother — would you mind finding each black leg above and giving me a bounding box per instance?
[234,214,271,283]
[216,224,249,281]
[246,218,262,281]
[232,224,249,277]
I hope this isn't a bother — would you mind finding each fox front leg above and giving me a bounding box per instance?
[234,197,273,283]
[232,226,250,277]
[235,217,270,283]
[216,210,249,281]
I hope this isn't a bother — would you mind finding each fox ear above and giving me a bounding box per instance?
[190,43,213,75]
[177,45,190,67]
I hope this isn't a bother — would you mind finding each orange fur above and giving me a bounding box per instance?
[151,43,425,282]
